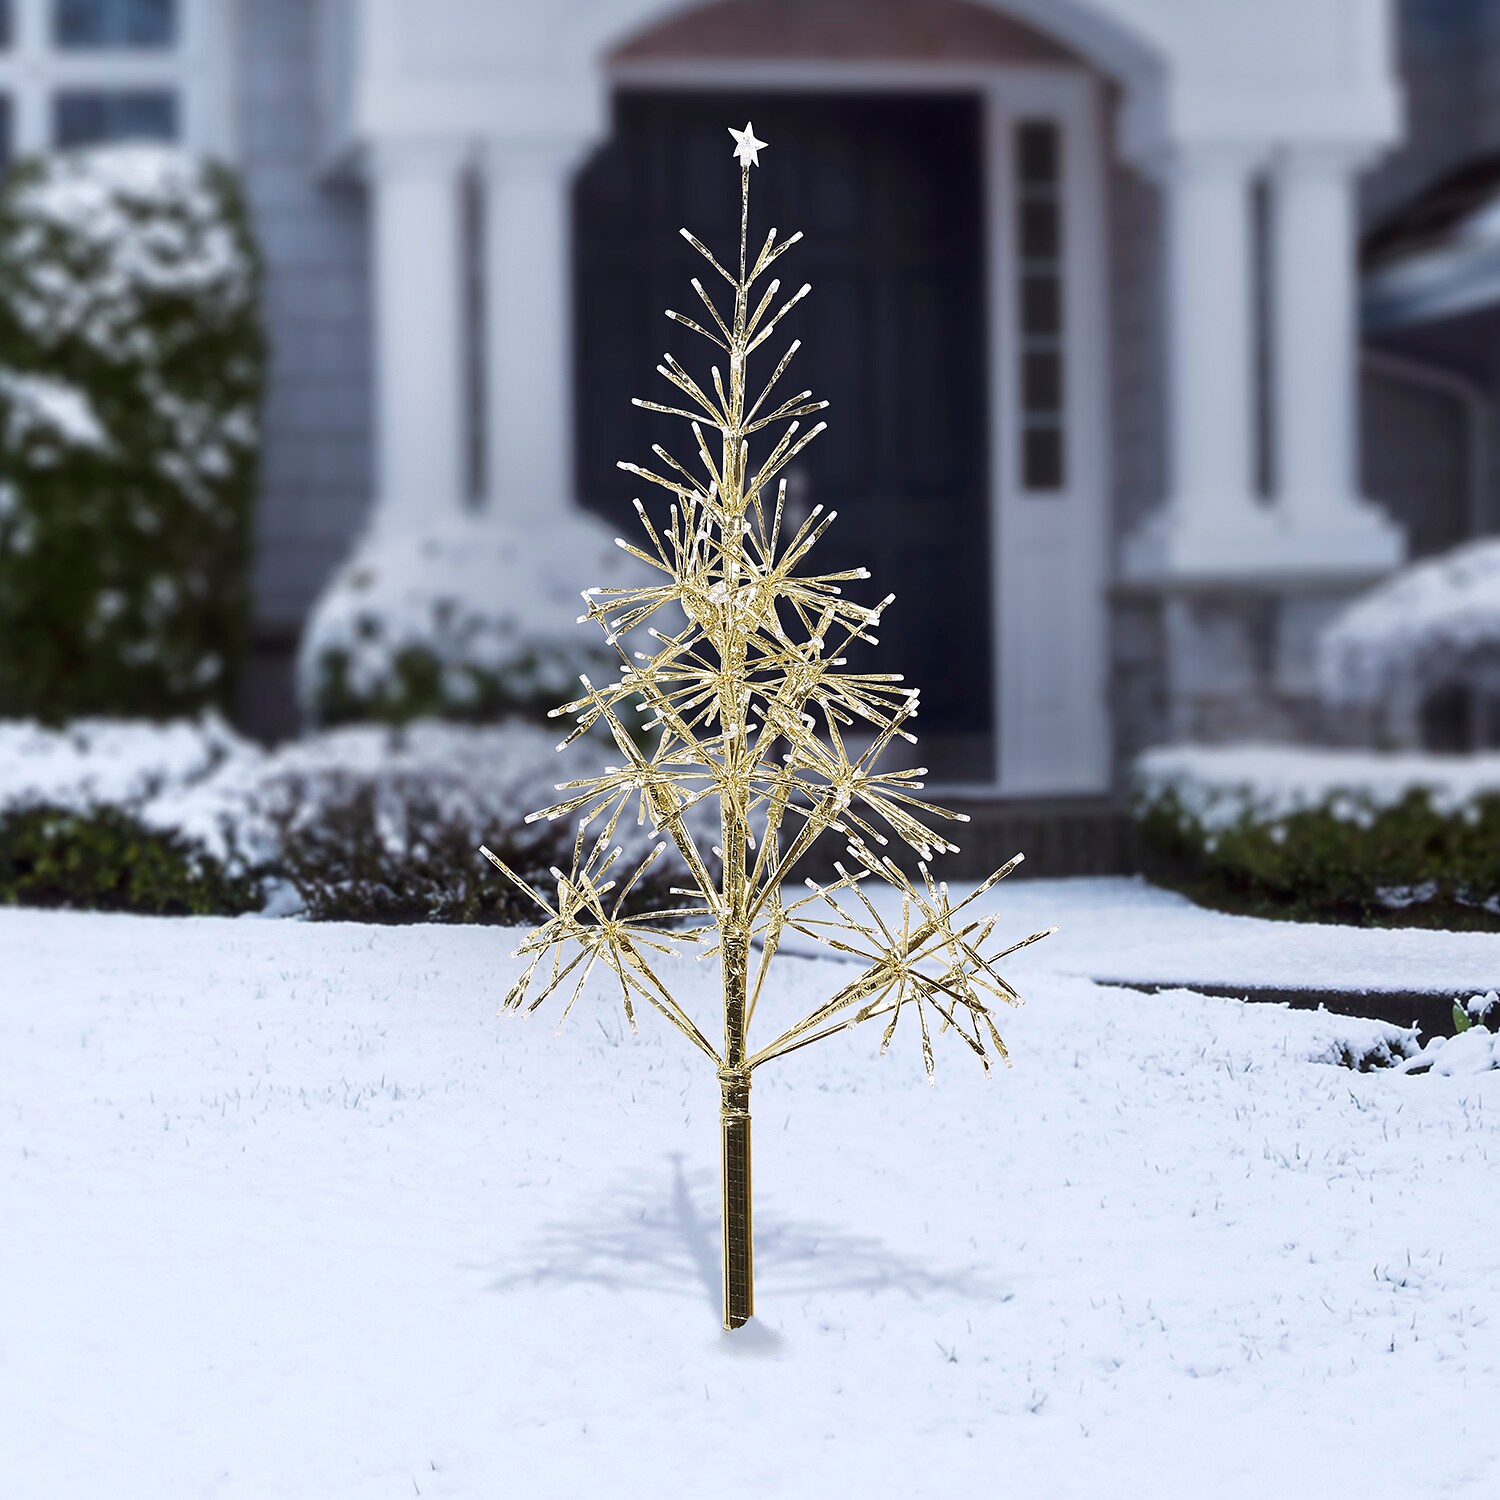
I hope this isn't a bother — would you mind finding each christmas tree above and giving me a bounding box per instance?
[482,121,1052,1330]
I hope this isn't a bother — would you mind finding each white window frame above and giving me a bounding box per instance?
[608,56,1112,796]
[0,0,235,160]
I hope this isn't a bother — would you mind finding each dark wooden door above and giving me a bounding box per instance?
[575,91,993,781]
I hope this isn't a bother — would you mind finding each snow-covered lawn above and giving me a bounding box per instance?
[3,898,1498,1500]
[795,875,1500,998]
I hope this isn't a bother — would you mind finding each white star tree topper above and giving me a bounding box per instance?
[729,120,767,167]
[480,124,1053,1330]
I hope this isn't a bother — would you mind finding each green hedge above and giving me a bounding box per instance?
[0,803,261,916]
[1136,785,1500,929]
[0,786,675,925]
[263,776,673,924]
[0,148,266,721]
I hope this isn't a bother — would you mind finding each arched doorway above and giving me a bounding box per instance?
[574,89,993,780]
[570,0,1118,793]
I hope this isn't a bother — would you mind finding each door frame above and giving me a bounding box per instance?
[608,57,1112,796]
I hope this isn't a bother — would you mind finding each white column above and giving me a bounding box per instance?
[1126,143,1276,578]
[367,138,468,531]
[1270,148,1402,567]
[1169,145,1270,539]
[481,140,587,517]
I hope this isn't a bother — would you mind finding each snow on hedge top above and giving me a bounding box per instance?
[0,370,107,454]
[1135,742,1500,829]
[154,718,683,872]
[4,145,252,347]
[0,714,259,813]
[0,145,260,505]
[297,512,647,722]
[1318,537,1500,708]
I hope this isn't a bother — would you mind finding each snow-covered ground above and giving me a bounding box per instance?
[801,874,1500,999]
[3,896,1497,1499]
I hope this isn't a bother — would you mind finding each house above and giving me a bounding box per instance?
[0,0,1491,866]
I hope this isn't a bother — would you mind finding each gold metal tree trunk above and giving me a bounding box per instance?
[719,919,753,1328]
[718,1062,753,1328]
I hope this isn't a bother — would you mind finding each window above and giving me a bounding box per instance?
[1015,120,1065,492]
[0,94,11,174]
[54,0,176,49]
[0,0,13,50]
[55,88,177,146]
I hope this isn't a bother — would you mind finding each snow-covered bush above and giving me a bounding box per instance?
[0,716,687,922]
[0,802,261,916]
[297,512,643,730]
[158,718,683,923]
[1396,995,1500,1075]
[1318,538,1500,716]
[1133,744,1500,927]
[0,714,264,915]
[0,712,257,812]
[0,146,265,720]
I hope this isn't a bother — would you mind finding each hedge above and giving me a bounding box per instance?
[0,146,266,721]
[1135,777,1500,929]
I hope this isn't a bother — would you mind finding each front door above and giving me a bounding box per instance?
[574,90,994,782]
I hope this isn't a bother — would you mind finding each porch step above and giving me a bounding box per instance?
[794,796,1137,883]
[936,796,1137,880]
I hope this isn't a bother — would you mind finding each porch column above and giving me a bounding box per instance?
[1165,144,1266,545]
[481,139,588,517]
[1270,148,1403,567]
[368,138,468,530]
[1124,144,1278,578]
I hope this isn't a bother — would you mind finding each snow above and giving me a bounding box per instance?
[803,874,1500,1001]
[297,513,645,726]
[1135,742,1500,828]
[1318,536,1500,708]
[0,370,108,453]
[1,905,1496,1499]
[0,145,260,504]
[153,718,678,874]
[0,713,257,813]
[0,714,677,885]
[1399,1024,1500,1075]
[4,146,251,334]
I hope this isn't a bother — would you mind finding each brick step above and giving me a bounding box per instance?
[793,796,1138,883]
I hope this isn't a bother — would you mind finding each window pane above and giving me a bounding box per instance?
[1022,425,1065,491]
[54,90,178,147]
[1017,122,1059,186]
[0,0,12,50]
[0,95,11,175]
[1022,349,1063,414]
[54,0,176,48]
[1020,199,1059,261]
[1021,272,1061,336]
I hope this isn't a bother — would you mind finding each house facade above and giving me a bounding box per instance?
[3,0,1490,809]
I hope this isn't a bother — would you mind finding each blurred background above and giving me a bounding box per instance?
[0,0,1498,915]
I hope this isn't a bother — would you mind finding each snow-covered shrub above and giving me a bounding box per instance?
[0,146,265,720]
[1298,1013,1422,1071]
[0,802,261,916]
[1396,1022,1500,1075]
[0,712,257,812]
[154,719,688,923]
[0,716,688,922]
[1318,538,1500,717]
[1133,745,1500,927]
[297,512,643,730]
[0,714,264,916]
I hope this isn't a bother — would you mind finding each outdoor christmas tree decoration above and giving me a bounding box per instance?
[480,121,1053,1331]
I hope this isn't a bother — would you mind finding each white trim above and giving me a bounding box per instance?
[986,69,1111,795]
[604,56,1113,797]
[0,0,233,158]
